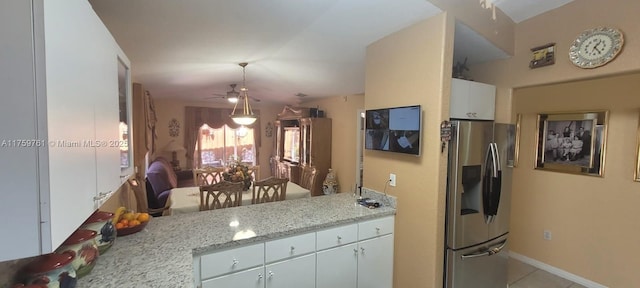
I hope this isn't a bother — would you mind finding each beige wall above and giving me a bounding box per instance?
[511,74,640,287]
[469,0,640,286]
[303,94,364,192]
[153,99,283,179]
[365,13,452,288]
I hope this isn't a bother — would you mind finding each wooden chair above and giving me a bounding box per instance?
[247,165,260,181]
[199,181,244,211]
[193,166,225,186]
[299,165,318,196]
[127,176,172,216]
[252,177,289,204]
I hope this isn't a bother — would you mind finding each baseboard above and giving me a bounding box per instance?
[508,251,608,288]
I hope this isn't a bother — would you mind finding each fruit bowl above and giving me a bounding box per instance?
[116,219,149,236]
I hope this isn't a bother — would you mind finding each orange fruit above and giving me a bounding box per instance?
[129,220,140,227]
[115,222,124,229]
[120,219,129,226]
[137,213,150,223]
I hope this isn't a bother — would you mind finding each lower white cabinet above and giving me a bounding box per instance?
[316,243,358,288]
[357,234,394,288]
[266,253,316,288]
[202,266,264,288]
[195,215,394,288]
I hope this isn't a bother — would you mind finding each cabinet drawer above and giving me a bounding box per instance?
[358,216,394,240]
[200,243,264,279]
[316,223,357,251]
[265,232,315,263]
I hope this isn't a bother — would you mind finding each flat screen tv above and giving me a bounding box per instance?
[365,105,421,155]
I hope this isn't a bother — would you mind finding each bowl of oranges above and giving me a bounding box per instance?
[113,207,151,236]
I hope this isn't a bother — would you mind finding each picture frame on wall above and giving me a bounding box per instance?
[535,111,608,176]
[635,113,640,182]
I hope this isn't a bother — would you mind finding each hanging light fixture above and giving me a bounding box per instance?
[230,62,258,125]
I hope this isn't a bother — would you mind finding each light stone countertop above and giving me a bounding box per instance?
[78,192,395,287]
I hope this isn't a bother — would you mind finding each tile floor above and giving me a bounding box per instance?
[508,258,587,288]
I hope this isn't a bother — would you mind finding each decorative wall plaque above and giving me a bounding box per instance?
[168,118,180,137]
[530,43,555,69]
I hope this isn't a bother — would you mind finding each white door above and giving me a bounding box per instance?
[317,243,358,288]
[201,266,264,288]
[266,253,315,288]
[358,234,394,288]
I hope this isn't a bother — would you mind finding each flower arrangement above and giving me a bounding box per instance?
[222,160,253,190]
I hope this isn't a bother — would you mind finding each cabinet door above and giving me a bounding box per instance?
[450,78,495,120]
[202,266,264,288]
[93,27,123,207]
[358,234,394,288]
[0,0,42,261]
[265,253,315,288]
[317,243,357,288]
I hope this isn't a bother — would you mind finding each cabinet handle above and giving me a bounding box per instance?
[257,273,263,280]
[290,246,295,253]
[354,248,358,255]
[337,235,342,241]
[375,227,381,233]
[232,259,239,266]
[268,271,275,278]
[361,247,365,254]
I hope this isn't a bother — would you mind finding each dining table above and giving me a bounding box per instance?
[168,181,311,215]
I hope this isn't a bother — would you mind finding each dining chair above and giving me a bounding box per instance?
[127,176,172,216]
[247,165,260,181]
[199,181,244,211]
[252,177,289,204]
[299,165,318,196]
[193,166,225,186]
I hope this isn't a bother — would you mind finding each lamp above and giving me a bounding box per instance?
[162,140,186,170]
[230,62,257,125]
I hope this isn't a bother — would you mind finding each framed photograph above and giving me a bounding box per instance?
[635,113,640,182]
[506,114,521,168]
[535,111,608,176]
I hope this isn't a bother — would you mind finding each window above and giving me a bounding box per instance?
[196,124,256,168]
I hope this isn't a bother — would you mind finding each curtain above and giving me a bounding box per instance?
[184,106,261,168]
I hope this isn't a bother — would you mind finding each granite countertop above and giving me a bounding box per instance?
[78,192,395,287]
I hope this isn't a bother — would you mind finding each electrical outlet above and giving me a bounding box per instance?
[543,230,552,240]
[389,173,396,187]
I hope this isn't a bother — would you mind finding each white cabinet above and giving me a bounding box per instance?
[265,253,316,288]
[0,0,130,261]
[450,78,496,120]
[357,235,394,288]
[317,243,358,288]
[202,266,264,288]
[194,216,394,288]
[357,216,395,288]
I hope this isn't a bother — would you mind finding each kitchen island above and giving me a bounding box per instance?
[78,191,395,287]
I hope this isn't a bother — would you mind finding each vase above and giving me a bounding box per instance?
[322,168,338,195]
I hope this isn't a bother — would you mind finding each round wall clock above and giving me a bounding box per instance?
[168,118,180,137]
[569,27,624,69]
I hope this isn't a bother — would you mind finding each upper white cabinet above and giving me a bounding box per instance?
[450,78,496,120]
[0,0,130,261]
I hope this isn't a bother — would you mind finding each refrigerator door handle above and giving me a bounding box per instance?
[460,239,507,260]
[483,143,503,223]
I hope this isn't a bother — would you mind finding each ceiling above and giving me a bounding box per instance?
[89,0,574,104]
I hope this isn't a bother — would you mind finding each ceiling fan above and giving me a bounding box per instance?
[207,83,261,103]
[208,83,240,103]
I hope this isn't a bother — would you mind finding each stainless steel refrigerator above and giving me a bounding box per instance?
[444,120,513,288]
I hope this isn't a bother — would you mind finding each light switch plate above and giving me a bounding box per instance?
[389,173,396,187]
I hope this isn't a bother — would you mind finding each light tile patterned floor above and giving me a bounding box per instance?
[508,258,587,288]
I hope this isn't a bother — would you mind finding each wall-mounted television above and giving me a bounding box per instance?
[365,105,421,156]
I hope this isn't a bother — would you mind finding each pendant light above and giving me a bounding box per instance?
[230,62,257,125]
